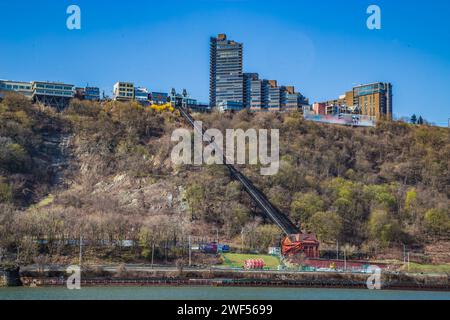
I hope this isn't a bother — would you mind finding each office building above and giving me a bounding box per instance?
[267,80,281,111]
[113,82,134,101]
[0,80,33,98]
[32,81,75,109]
[316,82,392,120]
[85,87,100,101]
[353,82,392,120]
[282,86,308,111]
[243,73,259,109]
[150,92,168,105]
[249,78,266,110]
[74,86,100,101]
[209,33,309,113]
[249,78,305,112]
[134,87,150,104]
[210,34,244,110]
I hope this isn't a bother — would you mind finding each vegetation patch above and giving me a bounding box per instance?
[221,253,280,268]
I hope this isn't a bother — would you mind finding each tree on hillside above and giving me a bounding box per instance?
[411,114,417,124]
[417,116,424,125]
[253,224,280,252]
[368,209,403,247]
[0,177,13,203]
[185,183,206,221]
[290,192,324,228]
[310,211,342,243]
[424,209,450,237]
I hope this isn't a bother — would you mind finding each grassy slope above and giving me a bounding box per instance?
[221,253,280,268]
[402,263,450,274]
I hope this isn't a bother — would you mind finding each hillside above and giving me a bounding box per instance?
[0,95,449,265]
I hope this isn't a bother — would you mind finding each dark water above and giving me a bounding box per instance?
[1,286,449,300]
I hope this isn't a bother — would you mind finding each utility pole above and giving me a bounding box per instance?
[79,234,83,267]
[151,243,155,269]
[407,252,410,273]
[403,244,406,265]
[336,240,339,260]
[188,235,192,267]
[344,249,347,272]
[241,228,244,253]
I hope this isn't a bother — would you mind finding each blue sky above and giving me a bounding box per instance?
[0,0,449,125]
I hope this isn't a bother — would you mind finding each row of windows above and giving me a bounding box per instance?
[117,83,134,88]
[1,84,32,90]
[35,84,73,91]
[116,93,133,97]
[34,89,74,96]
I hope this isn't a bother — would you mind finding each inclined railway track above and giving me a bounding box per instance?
[177,106,300,236]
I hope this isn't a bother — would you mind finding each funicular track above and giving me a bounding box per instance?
[177,106,300,236]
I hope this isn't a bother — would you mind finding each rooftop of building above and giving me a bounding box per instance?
[33,81,74,86]
[353,82,392,88]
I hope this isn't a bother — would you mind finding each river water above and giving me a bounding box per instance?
[1,286,449,300]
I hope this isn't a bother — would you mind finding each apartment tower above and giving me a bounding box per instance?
[209,34,244,110]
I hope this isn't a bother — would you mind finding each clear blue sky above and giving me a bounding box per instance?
[1,0,449,125]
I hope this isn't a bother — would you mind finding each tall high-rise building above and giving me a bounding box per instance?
[353,82,392,120]
[210,34,244,110]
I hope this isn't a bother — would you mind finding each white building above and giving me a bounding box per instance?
[113,82,134,101]
[0,79,33,98]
